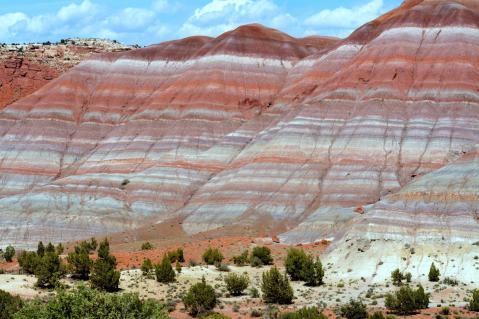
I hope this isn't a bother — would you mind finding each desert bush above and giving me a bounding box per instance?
[175,261,182,273]
[182,277,217,316]
[67,244,92,280]
[280,307,326,319]
[17,251,40,274]
[261,267,294,304]
[340,299,368,319]
[300,256,324,286]
[13,285,169,319]
[232,250,249,266]
[0,289,23,319]
[155,255,176,283]
[45,243,55,254]
[215,262,230,272]
[251,246,273,266]
[249,286,260,298]
[428,263,440,282]
[176,248,185,262]
[79,238,98,253]
[90,238,120,292]
[224,273,249,296]
[37,241,45,257]
[369,312,385,319]
[141,258,154,276]
[385,284,430,315]
[469,289,479,311]
[141,242,154,250]
[4,246,15,263]
[55,243,64,255]
[35,251,65,288]
[250,256,263,268]
[201,314,230,319]
[202,248,223,265]
[391,269,412,286]
[285,248,309,281]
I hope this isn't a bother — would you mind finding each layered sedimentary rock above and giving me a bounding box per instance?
[0,39,131,109]
[0,25,334,247]
[1,0,479,254]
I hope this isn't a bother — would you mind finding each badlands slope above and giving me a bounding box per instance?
[0,0,478,279]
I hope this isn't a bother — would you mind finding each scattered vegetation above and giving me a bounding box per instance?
[469,289,479,312]
[284,248,324,285]
[0,289,22,319]
[202,247,224,265]
[13,286,169,319]
[250,246,273,266]
[385,284,430,314]
[141,258,154,276]
[67,241,92,280]
[232,250,249,266]
[428,263,440,282]
[90,238,120,292]
[4,245,15,262]
[155,255,176,283]
[340,299,368,319]
[182,277,217,317]
[261,266,294,304]
[224,272,249,296]
[141,242,154,250]
[280,307,326,319]
[391,268,411,286]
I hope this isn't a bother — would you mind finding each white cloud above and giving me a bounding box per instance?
[106,7,156,31]
[305,0,384,31]
[271,13,297,29]
[57,0,98,22]
[180,0,278,36]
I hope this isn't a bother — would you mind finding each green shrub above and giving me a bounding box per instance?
[0,289,23,319]
[182,277,217,316]
[67,244,92,280]
[232,250,249,266]
[141,242,154,250]
[428,263,440,282]
[249,286,259,298]
[469,289,479,311]
[340,299,368,319]
[215,263,230,272]
[155,255,176,283]
[280,307,326,319]
[224,273,249,296]
[285,248,309,281]
[391,269,404,286]
[261,266,294,304]
[35,252,64,288]
[55,243,64,255]
[45,243,55,254]
[369,312,385,319]
[385,284,429,315]
[440,307,449,315]
[201,314,230,319]
[251,246,273,266]
[79,238,97,253]
[17,251,40,274]
[141,258,154,276]
[13,285,169,319]
[300,256,324,286]
[202,248,223,265]
[90,239,120,292]
[175,261,182,273]
[37,241,45,257]
[176,248,185,263]
[4,246,15,262]
[250,256,263,268]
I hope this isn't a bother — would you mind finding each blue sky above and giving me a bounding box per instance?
[0,0,402,46]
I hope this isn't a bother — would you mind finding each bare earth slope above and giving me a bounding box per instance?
[0,0,478,279]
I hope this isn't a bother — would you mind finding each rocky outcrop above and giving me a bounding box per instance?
[0,39,131,109]
[0,0,478,256]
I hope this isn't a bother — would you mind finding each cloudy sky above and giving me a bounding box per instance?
[0,0,402,46]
